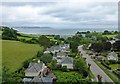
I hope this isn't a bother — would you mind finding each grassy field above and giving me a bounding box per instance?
[2,40,44,72]
[109,64,120,70]
[103,34,117,38]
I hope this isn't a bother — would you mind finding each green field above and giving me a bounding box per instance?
[2,40,43,72]
[109,64,120,70]
[103,34,117,38]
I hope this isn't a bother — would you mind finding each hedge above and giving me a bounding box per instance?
[113,70,120,78]
[101,62,111,70]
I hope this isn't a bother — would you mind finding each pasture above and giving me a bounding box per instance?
[2,40,43,72]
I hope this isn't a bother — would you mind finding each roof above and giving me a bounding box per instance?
[25,62,44,73]
[108,52,118,57]
[42,77,53,83]
[57,51,66,56]
[47,72,56,79]
[32,76,53,83]
[61,56,73,64]
[32,76,43,83]
[28,62,35,68]
[23,78,32,82]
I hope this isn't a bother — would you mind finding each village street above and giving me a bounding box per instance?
[78,45,114,82]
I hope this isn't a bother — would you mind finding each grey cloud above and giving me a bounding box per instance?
[2,2,56,7]
[1,1,118,28]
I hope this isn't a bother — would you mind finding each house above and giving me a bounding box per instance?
[108,40,116,44]
[54,46,60,52]
[61,56,73,69]
[32,76,53,84]
[107,52,118,61]
[23,78,32,84]
[92,36,97,40]
[44,50,50,54]
[25,61,45,77]
[31,70,56,84]
[56,51,66,58]
[87,44,91,50]
[96,56,106,61]
[59,44,70,50]
[44,46,60,54]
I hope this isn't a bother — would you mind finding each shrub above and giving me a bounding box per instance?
[56,64,62,70]
[101,62,111,70]
[23,60,30,69]
[113,70,120,78]
[61,66,67,72]
[36,51,43,57]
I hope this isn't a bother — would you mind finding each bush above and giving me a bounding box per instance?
[113,70,120,78]
[40,53,53,63]
[56,64,62,70]
[109,60,117,64]
[101,62,111,70]
[61,66,67,72]
[23,60,30,69]
[36,51,43,57]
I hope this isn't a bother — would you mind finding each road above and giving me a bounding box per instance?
[78,45,114,82]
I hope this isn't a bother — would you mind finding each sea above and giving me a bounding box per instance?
[13,27,118,37]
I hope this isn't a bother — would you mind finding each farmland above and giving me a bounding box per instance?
[2,40,44,72]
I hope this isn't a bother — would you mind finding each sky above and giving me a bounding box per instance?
[0,0,119,29]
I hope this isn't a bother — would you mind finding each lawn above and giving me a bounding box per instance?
[103,34,117,38]
[2,40,44,72]
[109,64,120,70]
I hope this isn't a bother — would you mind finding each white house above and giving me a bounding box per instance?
[96,56,106,61]
[107,52,118,61]
[61,56,73,69]
[25,61,45,77]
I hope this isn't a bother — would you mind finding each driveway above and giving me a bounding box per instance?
[78,45,114,82]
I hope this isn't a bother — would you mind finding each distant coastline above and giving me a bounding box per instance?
[13,27,118,36]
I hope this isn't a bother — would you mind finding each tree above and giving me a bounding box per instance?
[61,66,67,72]
[70,42,78,53]
[23,60,29,69]
[36,50,43,57]
[38,35,50,49]
[113,40,120,51]
[2,27,17,40]
[103,30,111,35]
[54,35,60,40]
[48,59,57,70]
[29,37,38,44]
[2,66,19,83]
[103,42,112,51]
[75,32,82,37]
[74,56,88,75]
[116,33,120,39]
[40,53,53,63]
[91,42,103,52]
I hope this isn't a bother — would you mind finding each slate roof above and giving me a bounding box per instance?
[32,76,53,84]
[25,62,44,73]
[108,52,118,58]
[23,78,32,82]
[32,76,43,83]
[61,56,73,64]
[57,51,66,56]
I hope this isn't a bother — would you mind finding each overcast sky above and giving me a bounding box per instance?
[1,0,119,29]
